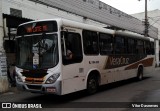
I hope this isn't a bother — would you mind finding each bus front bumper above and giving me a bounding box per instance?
[16,80,62,95]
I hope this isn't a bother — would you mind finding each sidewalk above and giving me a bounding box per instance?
[155,67,160,70]
[0,85,22,96]
[0,86,17,95]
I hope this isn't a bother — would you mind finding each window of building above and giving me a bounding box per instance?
[10,8,22,17]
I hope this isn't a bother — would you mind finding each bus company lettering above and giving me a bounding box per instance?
[104,56,130,69]
[104,55,147,69]
[110,57,129,66]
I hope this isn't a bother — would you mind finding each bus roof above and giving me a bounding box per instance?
[18,18,154,41]
[18,18,114,34]
[115,31,152,41]
[60,19,114,34]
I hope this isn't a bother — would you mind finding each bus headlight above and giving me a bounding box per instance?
[16,76,23,82]
[45,73,60,84]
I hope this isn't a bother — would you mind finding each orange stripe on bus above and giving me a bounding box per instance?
[125,58,154,70]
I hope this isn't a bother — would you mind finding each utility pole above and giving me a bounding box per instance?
[144,0,149,37]
[138,0,149,37]
[139,0,159,67]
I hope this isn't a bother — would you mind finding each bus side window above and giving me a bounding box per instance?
[127,38,136,54]
[150,42,155,55]
[115,36,126,54]
[99,33,113,55]
[136,40,144,54]
[83,30,99,55]
[61,31,83,65]
[145,41,151,55]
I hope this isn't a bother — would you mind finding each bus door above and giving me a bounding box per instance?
[61,29,84,94]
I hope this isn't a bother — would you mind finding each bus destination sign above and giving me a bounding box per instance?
[17,21,58,36]
[26,25,48,33]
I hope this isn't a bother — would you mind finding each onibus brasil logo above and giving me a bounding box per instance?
[1,103,42,109]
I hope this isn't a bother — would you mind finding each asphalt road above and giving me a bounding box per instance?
[1,68,160,111]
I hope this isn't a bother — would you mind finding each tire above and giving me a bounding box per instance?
[137,67,143,81]
[87,75,98,94]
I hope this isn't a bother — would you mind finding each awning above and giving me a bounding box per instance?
[3,14,33,28]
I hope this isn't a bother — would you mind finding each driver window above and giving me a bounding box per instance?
[61,31,83,65]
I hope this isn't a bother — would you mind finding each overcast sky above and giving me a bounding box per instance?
[100,0,160,14]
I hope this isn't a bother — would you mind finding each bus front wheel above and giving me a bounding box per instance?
[87,75,98,94]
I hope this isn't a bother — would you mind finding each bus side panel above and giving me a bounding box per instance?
[143,55,155,76]
[61,63,86,95]
[84,56,115,85]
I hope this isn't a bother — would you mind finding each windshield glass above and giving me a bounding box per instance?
[16,34,58,70]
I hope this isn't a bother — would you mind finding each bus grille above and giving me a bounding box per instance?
[25,77,44,84]
[27,85,42,90]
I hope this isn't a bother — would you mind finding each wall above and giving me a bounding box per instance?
[0,0,9,93]
[0,0,3,50]
[2,0,106,27]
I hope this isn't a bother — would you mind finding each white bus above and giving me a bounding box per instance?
[15,18,155,95]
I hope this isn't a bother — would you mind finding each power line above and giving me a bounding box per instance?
[148,17,160,28]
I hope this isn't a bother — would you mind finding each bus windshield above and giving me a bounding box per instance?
[16,34,58,70]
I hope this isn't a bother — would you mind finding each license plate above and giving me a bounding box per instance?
[46,87,56,93]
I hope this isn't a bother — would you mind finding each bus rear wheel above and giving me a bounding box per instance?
[137,67,143,81]
[87,75,98,94]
